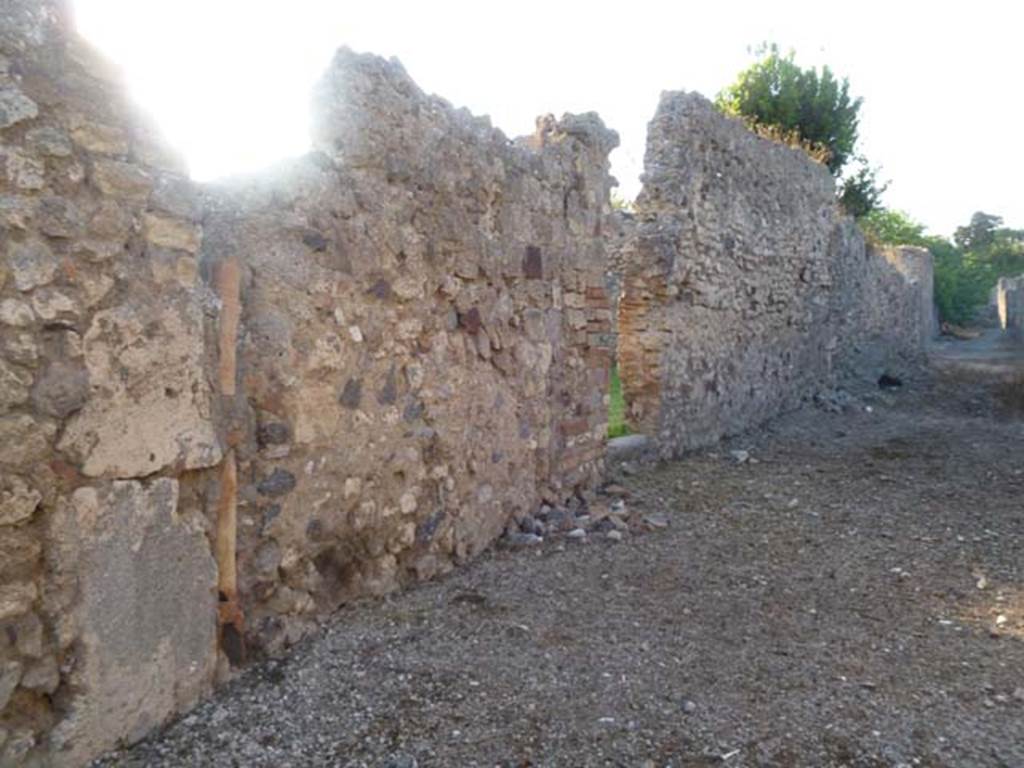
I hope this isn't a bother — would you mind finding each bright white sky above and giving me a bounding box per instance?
[74,0,1023,238]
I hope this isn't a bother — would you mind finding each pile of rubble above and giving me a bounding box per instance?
[502,485,670,547]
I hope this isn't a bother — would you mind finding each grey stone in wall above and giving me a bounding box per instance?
[881,245,937,345]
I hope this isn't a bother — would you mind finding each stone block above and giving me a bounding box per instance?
[8,238,58,291]
[141,212,201,253]
[0,85,37,128]
[91,160,152,201]
[47,479,218,765]
[0,475,41,526]
[58,302,221,478]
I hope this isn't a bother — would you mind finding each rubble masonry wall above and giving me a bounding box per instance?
[0,6,616,764]
[1,7,931,766]
[617,92,933,456]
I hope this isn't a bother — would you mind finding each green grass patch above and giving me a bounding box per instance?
[608,364,630,439]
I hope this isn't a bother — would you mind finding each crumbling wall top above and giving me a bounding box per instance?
[639,91,835,208]
[308,48,618,189]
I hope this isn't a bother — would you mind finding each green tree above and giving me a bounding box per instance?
[930,240,994,326]
[717,44,885,217]
[716,43,862,175]
[838,160,889,219]
[859,208,928,246]
[953,212,1004,251]
[953,211,1024,275]
[610,191,635,213]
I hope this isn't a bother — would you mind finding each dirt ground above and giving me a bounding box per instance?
[97,351,1024,768]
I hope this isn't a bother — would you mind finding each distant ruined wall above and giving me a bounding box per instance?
[0,5,616,766]
[617,93,933,456]
[880,245,936,348]
[997,275,1024,338]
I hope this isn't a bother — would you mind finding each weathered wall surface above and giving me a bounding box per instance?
[881,245,936,348]
[1,3,222,766]
[617,93,933,456]
[1,6,937,765]
[206,52,618,654]
[0,4,617,765]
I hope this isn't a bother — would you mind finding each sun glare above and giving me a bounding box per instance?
[71,0,1024,235]
[73,0,339,180]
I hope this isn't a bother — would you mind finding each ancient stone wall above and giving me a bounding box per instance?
[617,93,933,456]
[880,245,936,347]
[0,6,616,765]
[205,52,618,656]
[2,7,936,766]
[1,4,224,765]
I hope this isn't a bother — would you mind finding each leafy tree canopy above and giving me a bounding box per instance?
[953,212,1006,251]
[858,209,929,247]
[864,208,1024,326]
[837,161,889,220]
[952,211,1024,275]
[716,43,862,176]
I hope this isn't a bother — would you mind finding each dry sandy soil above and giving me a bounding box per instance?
[97,354,1024,768]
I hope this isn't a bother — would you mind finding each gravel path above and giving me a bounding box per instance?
[97,366,1024,768]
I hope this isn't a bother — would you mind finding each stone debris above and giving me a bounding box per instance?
[501,492,660,547]
[517,514,544,537]
[643,514,670,530]
[878,373,904,389]
[541,506,576,534]
[503,532,543,549]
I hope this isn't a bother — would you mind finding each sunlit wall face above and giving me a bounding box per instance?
[73,0,1024,236]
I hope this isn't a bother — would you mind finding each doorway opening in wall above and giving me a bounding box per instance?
[608,362,631,438]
